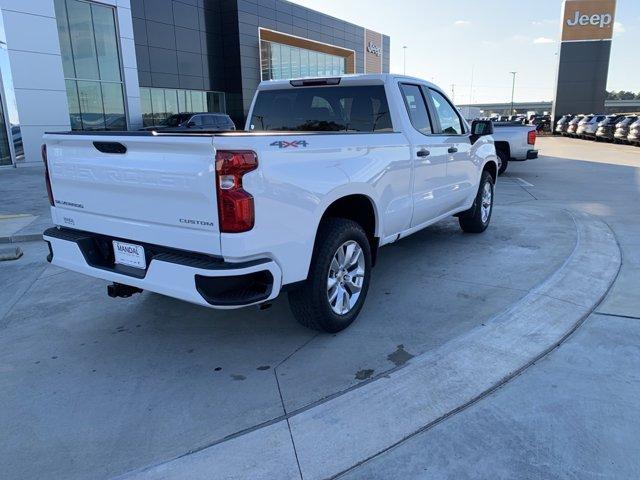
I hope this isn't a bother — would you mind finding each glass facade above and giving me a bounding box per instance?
[0,92,11,165]
[140,88,226,127]
[0,8,22,165]
[54,0,126,131]
[260,40,347,81]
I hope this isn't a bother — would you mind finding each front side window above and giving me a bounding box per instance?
[428,89,463,135]
[250,85,392,132]
[400,84,431,135]
[55,0,125,131]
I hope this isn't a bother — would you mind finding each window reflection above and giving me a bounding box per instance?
[260,40,347,81]
[0,8,22,165]
[101,83,126,130]
[77,81,104,130]
[140,87,227,127]
[55,0,126,130]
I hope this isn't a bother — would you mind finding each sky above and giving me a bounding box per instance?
[289,0,640,105]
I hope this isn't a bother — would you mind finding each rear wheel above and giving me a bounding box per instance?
[458,171,494,233]
[288,218,372,333]
[497,149,509,175]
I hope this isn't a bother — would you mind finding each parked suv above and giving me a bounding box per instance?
[595,115,625,142]
[566,115,585,137]
[555,114,573,135]
[576,114,606,139]
[42,74,499,333]
[614,116,638,143]
[142,113,236,132]
[628,118,640,146]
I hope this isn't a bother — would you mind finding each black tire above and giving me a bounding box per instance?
[497,149,508,175]
[288,218,372,333]
[458,171,494,234]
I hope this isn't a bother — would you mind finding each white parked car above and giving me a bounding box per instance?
[576,114,606,139]
[42,74,498,332]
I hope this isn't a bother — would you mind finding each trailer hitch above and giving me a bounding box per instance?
[107,283,143,298]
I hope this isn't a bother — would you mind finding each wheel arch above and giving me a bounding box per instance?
[482,159,498,183]
[314,190,380,266]
[494,140,510,159]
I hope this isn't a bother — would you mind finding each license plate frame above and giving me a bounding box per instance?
[113,240,146,270]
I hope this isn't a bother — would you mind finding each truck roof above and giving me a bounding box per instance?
[257,73,441,91]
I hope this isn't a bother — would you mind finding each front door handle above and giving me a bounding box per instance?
[448,146,458,153]
[417,149,430,157]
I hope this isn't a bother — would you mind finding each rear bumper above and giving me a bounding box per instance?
[526,149,538,160]
[43,227,282,309]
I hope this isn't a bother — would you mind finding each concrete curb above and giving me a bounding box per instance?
[0,233,43,244]
[120,209,621,480]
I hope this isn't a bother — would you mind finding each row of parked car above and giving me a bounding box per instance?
[555,114,640,145]
[490,114,552,133]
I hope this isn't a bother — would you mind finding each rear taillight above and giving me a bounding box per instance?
[215,150,258,233]
[527,130,536,145]
[41,144,54,206]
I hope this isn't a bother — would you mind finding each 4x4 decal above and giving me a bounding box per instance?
[270,140,309,149]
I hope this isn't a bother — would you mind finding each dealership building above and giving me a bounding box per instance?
[0,0,390,166]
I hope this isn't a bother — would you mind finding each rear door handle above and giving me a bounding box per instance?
[448,146,458,153]
[417,149,430,157]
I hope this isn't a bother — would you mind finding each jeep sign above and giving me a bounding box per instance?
[561,0,616,42]
[364,28,383,73]
[566,11,612,28]
[367,41,382,57]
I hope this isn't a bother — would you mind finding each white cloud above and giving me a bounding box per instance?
[533,37,555,44]
[614,21,625,36]
[454,20,471,27]
[511,34,529,43]
[531,19,557,26]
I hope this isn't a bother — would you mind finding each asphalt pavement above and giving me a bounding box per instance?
[0,136,638,479]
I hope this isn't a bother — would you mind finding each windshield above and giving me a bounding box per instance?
[250,85,393,132]
[159,114,191,127]
[619,117,637,126]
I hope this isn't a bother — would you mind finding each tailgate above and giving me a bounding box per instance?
[44,133,221,255]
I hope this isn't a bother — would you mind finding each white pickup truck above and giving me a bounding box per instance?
[491,122,538,175]
[42,74,498,333]
[493,122,538,175]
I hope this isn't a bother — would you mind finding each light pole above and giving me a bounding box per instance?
[403,46,407,75]
[509,71,517,115]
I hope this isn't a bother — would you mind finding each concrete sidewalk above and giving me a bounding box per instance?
[0,165,51,243]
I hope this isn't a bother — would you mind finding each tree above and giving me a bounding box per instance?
[607,90,640,100]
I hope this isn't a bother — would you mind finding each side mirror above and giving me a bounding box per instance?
[471,119,493,136]
[470,119,493,144]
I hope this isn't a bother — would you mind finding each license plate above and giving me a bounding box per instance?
[113,241,146,269]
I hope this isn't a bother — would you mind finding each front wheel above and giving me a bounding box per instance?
[458,171,494,233]
[288,218,372,333]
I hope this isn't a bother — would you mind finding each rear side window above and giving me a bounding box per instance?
[400,83,432,134]
[250,85,393,132]
[201,115,215,126]
[428,89,463,135]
